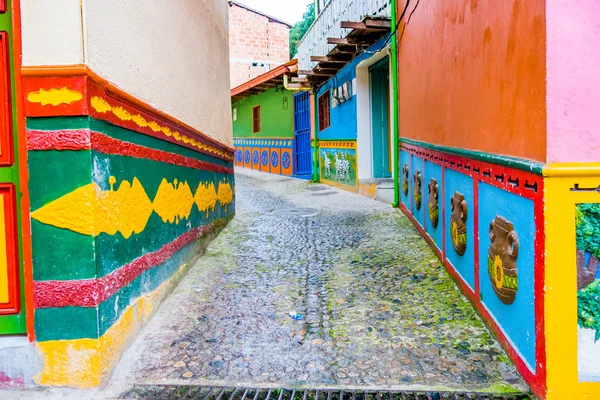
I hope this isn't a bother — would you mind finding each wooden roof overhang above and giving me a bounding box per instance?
[301,17,391,88]
[230,59,303,103]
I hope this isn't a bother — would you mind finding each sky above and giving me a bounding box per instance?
[236,0,313,25]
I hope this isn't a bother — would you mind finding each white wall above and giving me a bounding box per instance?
[21,0,233,147]
[21,0,84,66]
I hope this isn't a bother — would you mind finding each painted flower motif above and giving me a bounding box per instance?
[261,150,269,166]
[494,255,504,289]
[235,149,242,163]
[271,151,279,167]
[252,150,259,165]
[244,150,251,164]
[451,221,459,246]
[282,152,291,169]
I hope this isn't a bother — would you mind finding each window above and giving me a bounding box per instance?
[318,91,330,131]
[252,106,261,133]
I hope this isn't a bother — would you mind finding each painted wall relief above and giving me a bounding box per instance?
[413,170,422,210]
[320,148,357,187]
[450,191,468,256]
[488,216,519,305]
[576,203,600,382]
[428,178,439,228]
[402,163,409,196]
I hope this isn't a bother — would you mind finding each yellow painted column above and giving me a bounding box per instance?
[544,164,600,399]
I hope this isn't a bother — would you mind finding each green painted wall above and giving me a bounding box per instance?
[232,87,294,139]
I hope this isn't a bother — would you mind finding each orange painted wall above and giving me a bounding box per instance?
[397,0,546,162]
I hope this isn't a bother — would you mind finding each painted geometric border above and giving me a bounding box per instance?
[399,142,546,398]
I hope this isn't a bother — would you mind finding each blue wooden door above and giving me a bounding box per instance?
[293,91,312,177]
[370,57,391,179]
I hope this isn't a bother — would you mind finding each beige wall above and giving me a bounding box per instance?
[21,0,233,147]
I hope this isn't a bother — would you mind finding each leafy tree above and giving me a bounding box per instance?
[289,2,315,59]
[576,203,600,258]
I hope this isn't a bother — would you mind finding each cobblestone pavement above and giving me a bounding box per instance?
[110,169,528,395]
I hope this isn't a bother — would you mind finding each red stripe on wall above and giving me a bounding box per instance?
[26,129,233,174]
[27,129,91,150]
[33,224,214,309]
[91,132,233,174]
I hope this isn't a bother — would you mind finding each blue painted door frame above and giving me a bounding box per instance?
[293,91,312,178]
[370,57,391,179]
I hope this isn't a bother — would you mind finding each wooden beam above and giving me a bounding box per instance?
[299,69,336,76]
[327,37,355,46]
[364,18,391,29]
[291,77,308,83]
[310,56,347,63]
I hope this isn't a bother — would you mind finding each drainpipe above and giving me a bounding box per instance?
[390,0,400,207]
[312,89,319,182]
[283,63,306,92]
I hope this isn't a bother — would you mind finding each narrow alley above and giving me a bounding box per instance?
[107,170,527,397]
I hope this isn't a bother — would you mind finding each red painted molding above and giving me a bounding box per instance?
[33,224,215,309]
[26,129,91,151]
[0,32,13,166]
[26,129,234,174]
[401,143,543,201]
[12,0,36,341]
[21,65,234,162]
[0,184,20,315]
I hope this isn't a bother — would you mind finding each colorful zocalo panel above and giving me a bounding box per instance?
[318,141,357,191]
[399,139,546,398]
[22,67,235,388]
[233,138,293,177]
[576,203,600,381]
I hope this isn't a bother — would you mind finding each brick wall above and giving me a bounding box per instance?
[229,3,291,88]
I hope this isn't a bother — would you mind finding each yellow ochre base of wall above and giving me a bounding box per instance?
[34,263,190,388]
[544,163,600,400]
[358,183,377,199]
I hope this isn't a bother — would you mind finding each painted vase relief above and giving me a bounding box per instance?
[413,170,422,210]
[320,148,357,187]
[427,178,439,228]
[402,163,409,196]
[576,203,600,382]
[450,192,468,256]
[487,216,519,305]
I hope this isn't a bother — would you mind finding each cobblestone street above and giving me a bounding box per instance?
[111,169,528,395]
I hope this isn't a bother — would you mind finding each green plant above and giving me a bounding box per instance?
[289,3,315,58]
[576,203,600,258]
[578,279,600,341]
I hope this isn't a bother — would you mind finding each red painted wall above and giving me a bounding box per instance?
[397,0,546,162]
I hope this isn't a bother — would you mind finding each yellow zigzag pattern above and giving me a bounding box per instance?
[31,177,234,239]
[90,97,232,160]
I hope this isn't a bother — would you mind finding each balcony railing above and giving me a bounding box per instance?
[296,0,391,71]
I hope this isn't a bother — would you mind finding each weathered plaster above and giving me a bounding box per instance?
[546,0,600,163]
[84,0,233,146]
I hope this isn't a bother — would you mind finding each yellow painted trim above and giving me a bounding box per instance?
[27,87,82,106]
[91,96,231,159]
[0,195,7,303]
[31,177,233,238]
[543,163,600,178]
[545,174,600,399]
[35,263,189,388]
[320,178,358,193]
[318,140,357,150]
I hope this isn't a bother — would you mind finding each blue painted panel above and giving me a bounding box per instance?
[444,169,475,291]
[399,150,411,210]
[411,155,425,228]
[316,35,390,142]
[424,160,443,253]
[478,183,536,371]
